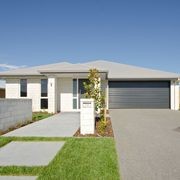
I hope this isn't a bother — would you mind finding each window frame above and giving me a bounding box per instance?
[40,98,48,109]
[40,79,48,110]
[72,79,78,109]
[20,79,27,97]
[41,79,48,97]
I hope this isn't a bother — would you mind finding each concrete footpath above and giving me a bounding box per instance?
[3,112,80,137]
[0,141,64,166]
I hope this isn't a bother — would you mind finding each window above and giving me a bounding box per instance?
[72,79,78,109]
[20,79,27,97]
[78,79,89,108]
[73,79,77,97]
[41,99,48,109]
[41,79,48,109]
[73,99,77,109]
[41,79,48,97]
[72,79,89,109]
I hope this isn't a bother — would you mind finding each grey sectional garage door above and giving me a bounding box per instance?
[109,81,170,109]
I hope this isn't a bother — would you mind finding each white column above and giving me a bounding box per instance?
[170,80,179,110]
[48,77,57,113]
[106,82,109,110]
[174,81,179,110]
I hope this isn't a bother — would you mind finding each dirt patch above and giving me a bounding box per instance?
[74,117,114,137]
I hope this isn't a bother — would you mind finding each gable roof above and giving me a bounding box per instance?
[84,60,180,79]
[0,60,179,80]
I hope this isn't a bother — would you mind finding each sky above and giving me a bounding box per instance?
[0,0,180,87]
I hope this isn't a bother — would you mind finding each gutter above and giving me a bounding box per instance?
[38,70,108,74]
[108,77,180,81]
[0,75,45,79]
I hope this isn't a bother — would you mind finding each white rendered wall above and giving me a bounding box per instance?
[6,79,20,98]
[48,77,57,113]
[28,79,41,112]
[59,78,73,112]
[6,78,41,112]
[57,78,61,112]
[6,77,73,113]
[171,80,179,110]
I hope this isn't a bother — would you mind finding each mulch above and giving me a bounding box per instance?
[74,117,114,137]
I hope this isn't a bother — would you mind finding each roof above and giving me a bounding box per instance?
[0,60,179,80]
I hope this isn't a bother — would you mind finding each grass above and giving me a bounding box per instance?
[32,112,53,121]
[38,138,120,180]
[0,166,43,176]
[0,138,11,148]
[0,137,120,180]
[0,136,68,148]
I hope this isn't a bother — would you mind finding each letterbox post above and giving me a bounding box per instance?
[80,99,95,135]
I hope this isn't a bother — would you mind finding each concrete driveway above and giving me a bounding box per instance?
[3,112,79,137]
[110,109,180,180]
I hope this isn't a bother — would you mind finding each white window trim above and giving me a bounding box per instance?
[40,79,48,110]
[72,78,79,110]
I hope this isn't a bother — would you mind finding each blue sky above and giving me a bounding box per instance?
[0,0,180,77]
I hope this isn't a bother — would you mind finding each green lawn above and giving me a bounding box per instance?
[0,137,120,180]
[32,112,53,121]
[0,138,11,148]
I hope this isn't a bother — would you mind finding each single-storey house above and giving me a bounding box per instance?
[0,60,179,113]
[0,87,5,98]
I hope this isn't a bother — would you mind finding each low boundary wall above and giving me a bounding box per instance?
[0,99,32,132]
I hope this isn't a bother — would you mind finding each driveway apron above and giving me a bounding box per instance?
[110,109,180,180]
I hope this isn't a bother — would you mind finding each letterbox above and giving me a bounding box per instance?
[80,99,95,135]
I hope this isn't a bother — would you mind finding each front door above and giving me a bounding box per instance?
[78,79,89,108]
[72,79,88,110]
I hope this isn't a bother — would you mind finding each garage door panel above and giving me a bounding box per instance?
[109,89,169,92]
[110,98,169,102]
[110,93,169,98]
[110,88,169,91]
[110,94,169,98]
[110,104,169,109]
[109,81,169,88]
[110,102,169,109]
[109,81,170,109]
[109,91,169,95]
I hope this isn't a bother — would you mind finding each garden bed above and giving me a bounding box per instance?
[74,117,114,137]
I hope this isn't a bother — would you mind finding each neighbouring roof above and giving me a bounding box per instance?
[0,60,179,80]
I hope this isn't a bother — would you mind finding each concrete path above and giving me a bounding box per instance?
[110,109,180,180]
[0,176,37,180]
[3,112,79,137]
[0,141,64,166]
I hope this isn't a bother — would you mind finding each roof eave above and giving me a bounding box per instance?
[0,74,44,79]
[39,70,108,73]
[108,77,180,81]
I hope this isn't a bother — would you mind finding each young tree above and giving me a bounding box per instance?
[83,69,105,117]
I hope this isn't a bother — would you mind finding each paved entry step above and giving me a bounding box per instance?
[0,141,64,166]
